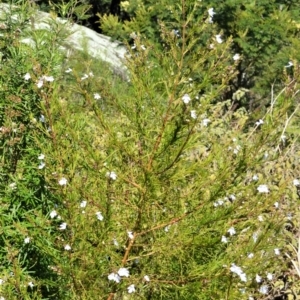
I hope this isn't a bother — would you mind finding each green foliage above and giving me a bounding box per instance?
[0,1,300,300]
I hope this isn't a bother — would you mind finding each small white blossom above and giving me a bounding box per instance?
[255,119,264,126]
[215,34,223,44]
[9,182,17,190]
[285,61,293,68]
[182,94,191,104]
[58,177,67,186]
[80,200,87,208]
[274,202,279,208]
[233,53,240,61]
[38,154,45,160]
[127,231,134,239]
[0,279,3,285]
[118,268,130,277]
[96,211,104,221]
[208,7,215,17]
[36,79,43,88]
[127,284,136,293]
[221,236,228,243]
[64,244,71,251]
[94,93,101,100]
[255,274,262,283]
[65,68,72,73]
[252,174,259,181]
[50,210,57,219]
[259,285,268,294]
[267,273,273,280]
[38,114,45,123]
[59,222,67,230]
[0,296,5,300]
[28,281,34,288]
[202,118,210,126]
[281,135,286,142]
[141,45,146,51]
[108,273,121,283]
[274,248,280,255]
[106,171,117,180]
[143,275,150,282]
[113,238,119,247]
[164,225,171,232]
[230,264,247,282]
[293,179,300,186]
[89,72,94,77]
[24,237,30,244]
[38,162,45,169]
[43,75,54,82]
[258,215,264,222]
[227,227,236,236]
[190,110,197,119]
[248,253,254,258]
[229,194,236,201]
[24,73,31,80]
[257,185,269,193]
[81,74,89,81]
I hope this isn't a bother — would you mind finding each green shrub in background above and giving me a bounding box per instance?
[1,0,300,299]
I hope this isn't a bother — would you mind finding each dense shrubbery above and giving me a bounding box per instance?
[0,1,300,299]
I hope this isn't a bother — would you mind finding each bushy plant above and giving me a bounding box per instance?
[0,1,300,299]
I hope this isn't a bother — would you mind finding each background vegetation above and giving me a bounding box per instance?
[0,0,300,299]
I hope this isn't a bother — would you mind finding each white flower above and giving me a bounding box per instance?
[164,225,171,232]
[257,184,269,193]
[113,238,119,247]
[59,222,67,230]
[274,202,279,208]
[50,210,57,219]
[64,244,71,251]
[24,73,31,80]
[230,264,247,282]
[38,162,45,169]
[141,45,146,51]
[28,281,34,288]
[229,194,236,201]
[227,227,236,236]
[255,119,264,126]
[58,177,67,186]
[80,200,87,208]
[127,284,135,293]
[106,171,117,180]
[118,267,130,277]
[274,248,280,255]
[96,211,104,221]
[202,118,210,126]
[39,115,45,122]
[36,79,43,88]
[0,296,5,300]
[208,7,215,17]
[182,94,191,104]
[190,110,197,119]
[24,237,30,244]
[38,154,45,160]
[267,273,273,280]
[255,274,262,283]
[143,275,150,282]
[127,231,134,239]
[209,43,214,49]
[285,61,293,68]
[81,74,89,81]
[94,93,101,100]
[43,75,54,82]
[259,285,268,294]
[258,215,264,222]
[248,253,254,258]
[108,273,121,283]
[221,235,228,243]
[0,279,4,285]
[252,174,259,181]
[215,34,223,44]
[233,53,240,61]
[9,182,17,190]
[89,72,94,77]
[293,179,300,186]
[65,68,72,73]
